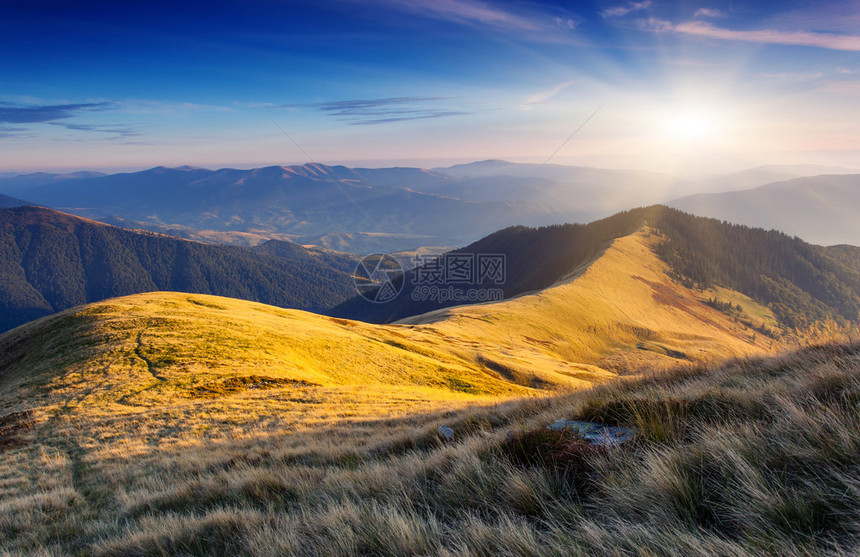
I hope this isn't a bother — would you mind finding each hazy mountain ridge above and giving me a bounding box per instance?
[0,160,785,253]
[0,193,32,208]
[5,161,856,252]
[670,174,860,246]
[692,164,859,193]
[0,206,359,333]
[0,164,532,251]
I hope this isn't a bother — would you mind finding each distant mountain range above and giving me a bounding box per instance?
[1,161,857,252]
[0,164,538,252]
[0,160,724,252]
[0,206,359,333]
[690,164,858,193]
[670,174,860,246]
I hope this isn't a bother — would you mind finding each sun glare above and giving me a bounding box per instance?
[665,110,718,141]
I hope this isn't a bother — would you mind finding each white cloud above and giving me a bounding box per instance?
[602,1,651,18]
[636,17,673,32]
[555,16,577,30]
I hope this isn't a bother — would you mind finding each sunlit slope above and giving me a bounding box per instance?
[0,226,779,451]
[0,293,542,448]
[400,228,774,379]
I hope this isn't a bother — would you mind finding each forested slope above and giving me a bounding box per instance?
[0,206,357,332]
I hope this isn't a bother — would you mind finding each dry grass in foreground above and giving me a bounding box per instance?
[1,341,858,555]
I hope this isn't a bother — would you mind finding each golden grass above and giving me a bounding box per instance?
[403,228,775,376]
[1,339,857,555]
[0,294,537,459]
[700,285,780,330]
[0,227,779,454]
[0,225,819,555]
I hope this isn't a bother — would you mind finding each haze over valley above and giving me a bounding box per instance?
[2,160,858,252]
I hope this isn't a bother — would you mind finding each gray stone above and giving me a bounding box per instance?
[547,419,637,447]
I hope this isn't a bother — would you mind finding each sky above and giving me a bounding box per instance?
[1,0,859,175]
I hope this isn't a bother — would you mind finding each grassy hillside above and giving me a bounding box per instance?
[0,225,781,460]
[335,206,860,330]
[3,226,775,404]
[0,293,533,441]
[0,227,780,469]
[1,209,856,553]
[0,206,358,333]
[1,320,857,554]
[402,229,773,378]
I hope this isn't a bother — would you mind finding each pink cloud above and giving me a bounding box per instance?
[646,19,860,51]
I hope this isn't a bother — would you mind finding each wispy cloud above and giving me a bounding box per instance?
[602,1,651,18]
[312,97,445,112]
[817,80,860,95]
[0,102,112,124]
[554,16,577,30]
[636,17,673,32]
[0,101,144,140]
[640,19,860,51]
[296,97,468,125]
[374,0,542,31]
[0,126,34,140]
[761,72,824,80]
[349,112,467,126]
[693,8,723,19]
[49,122,142,137]
[117,100,234,114]
[522,81,576,109]
[356,0,583,43]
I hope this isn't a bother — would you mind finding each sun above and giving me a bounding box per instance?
[664,109,719,142]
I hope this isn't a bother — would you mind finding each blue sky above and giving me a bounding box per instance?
[1,0,858,174]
